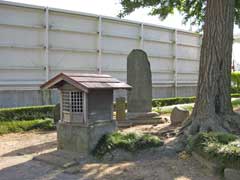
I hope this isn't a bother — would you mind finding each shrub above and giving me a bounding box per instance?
[188,132,240,170]
[231,86,240,93]
[231,71,240,87]
[0,119,55,135]
[231,72,240,93]
[92,132,163,158]
[0,105,55,122]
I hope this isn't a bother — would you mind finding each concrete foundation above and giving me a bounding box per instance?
[57,120,116,154]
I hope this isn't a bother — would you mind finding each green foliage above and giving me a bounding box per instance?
[92,132,163,158]
[119,0,240,28]
[0,119,55,135]
[188,132,240,170]
[231,86,240,93]
[231,72,240,93]
[0,105,55,122]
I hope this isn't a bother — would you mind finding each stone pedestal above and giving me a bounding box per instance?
[57,120,116,154]
[126,112,159,120]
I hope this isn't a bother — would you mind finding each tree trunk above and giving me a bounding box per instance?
[188,0,240,134]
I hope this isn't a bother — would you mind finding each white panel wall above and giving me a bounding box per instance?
[0,1,201,98]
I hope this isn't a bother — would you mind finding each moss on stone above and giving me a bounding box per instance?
[92,132,163,158]
[188,132,240,170]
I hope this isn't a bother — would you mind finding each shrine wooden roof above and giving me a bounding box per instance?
[40,73,132,93]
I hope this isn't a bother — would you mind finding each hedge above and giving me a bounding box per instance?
[0,119,55,135]
[114,94,240,109]
[152,93,240,107]
[1,92,240,121]
[152,96,196,107]
[231,93,240,98]
[0,105,55,122]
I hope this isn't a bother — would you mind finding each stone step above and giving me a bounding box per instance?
[117,118,168,127]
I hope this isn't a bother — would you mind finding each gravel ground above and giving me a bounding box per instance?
[0,124,220,180]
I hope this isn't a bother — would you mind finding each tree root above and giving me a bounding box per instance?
[184,112,240,135]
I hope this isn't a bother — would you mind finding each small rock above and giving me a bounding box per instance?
[64,166,83,174]
[170,107,189,125]
[102,149,133,162]
[178,151,190,160]
[62,160,78,168]
[160,146,177,157]
[224,168,240,180]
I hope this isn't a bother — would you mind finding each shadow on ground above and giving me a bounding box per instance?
[2,141,57,157]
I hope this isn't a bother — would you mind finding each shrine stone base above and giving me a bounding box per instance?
[57,120,116,154]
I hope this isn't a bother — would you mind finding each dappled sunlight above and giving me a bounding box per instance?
[174,176,192,180]
[0,126,220,180]
[81,162,135,179]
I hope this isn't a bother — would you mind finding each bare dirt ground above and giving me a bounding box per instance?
[0,123,220,180]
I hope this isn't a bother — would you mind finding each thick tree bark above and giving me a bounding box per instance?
[188,0,240,134]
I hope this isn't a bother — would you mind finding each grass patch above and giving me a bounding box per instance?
[0,119,55,135]
[0,105,55,122]
[153,103,194,114]
[188,132,240,171]
[92,132,163,158]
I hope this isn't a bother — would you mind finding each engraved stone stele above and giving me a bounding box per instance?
[116,97,126,121]
[127,49,159,120]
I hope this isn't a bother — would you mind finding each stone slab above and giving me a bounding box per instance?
[170,107,189,125]
[33,151,80,168]
[117,117,168,127]
[127,112,159,120]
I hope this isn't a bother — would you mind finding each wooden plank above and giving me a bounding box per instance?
[71,77,120,83]
[65,73,111,78]
[81,82,131,89]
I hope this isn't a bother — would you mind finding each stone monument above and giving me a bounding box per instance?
[127,49,159,120]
